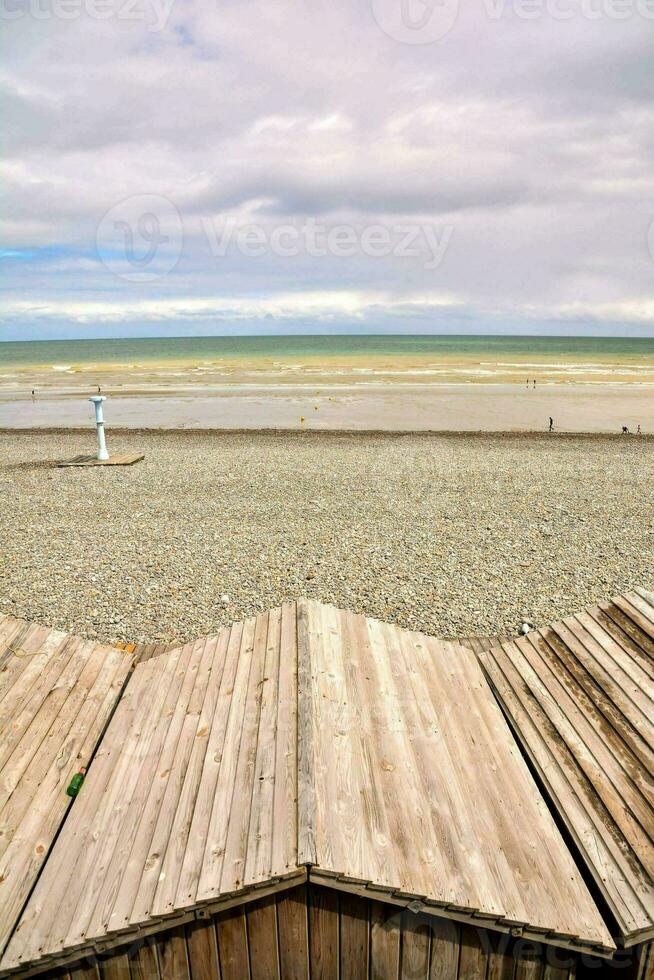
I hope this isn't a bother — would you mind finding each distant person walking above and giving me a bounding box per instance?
[637,424,642,434]
[549,417,554,432]
[622,426,629,434]
[31,389,35,399]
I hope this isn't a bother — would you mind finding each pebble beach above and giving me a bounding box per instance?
[1,428,652,645]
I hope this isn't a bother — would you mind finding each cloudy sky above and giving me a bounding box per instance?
[2,0,654,340]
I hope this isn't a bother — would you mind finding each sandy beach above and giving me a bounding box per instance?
[2,382,653,432]
[1,428,652,645]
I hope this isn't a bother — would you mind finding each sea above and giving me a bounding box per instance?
[2,335,654,388]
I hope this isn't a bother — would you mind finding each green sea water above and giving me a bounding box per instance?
[2,334,654,387]
[2,334,654,368]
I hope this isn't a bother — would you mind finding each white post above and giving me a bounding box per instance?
[89,396,109,460]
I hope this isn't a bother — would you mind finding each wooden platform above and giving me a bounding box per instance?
[57,453,144,468]
[448,635,508,655]
[114,639,178,664]
[1,601,613,975]
[479,587,654,948]
[0,616,134,961]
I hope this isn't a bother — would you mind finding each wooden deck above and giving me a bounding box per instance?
[114,640,178,664]
[479,587,654,948]
[0,616,134,960]
[2,600,613,975]
[57,453,144,467]
[447,635,508,654]
[119,634,507,665]
[303,604,611,951]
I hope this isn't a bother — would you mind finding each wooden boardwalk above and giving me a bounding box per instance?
[2,600,612,975]
[479,587,654,948]
[57,453,144,468]
[0,616,134,961]
[114,640,178,664]
[120,635,506,665]
[448,635,508,655]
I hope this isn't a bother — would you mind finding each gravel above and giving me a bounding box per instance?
[1,429,652,645]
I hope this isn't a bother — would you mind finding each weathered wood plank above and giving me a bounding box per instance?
[457,926,488,980]
[271,602,299,878]
[370,901,401,980]
[428,918,459,980]
[129,640,216,925]
[57,454,144,467]
[339,891,368,980]
[185,919,221,980]
[174,625,241,909]
[245,608,282,889]
[308,885,338,980]
[98,952,131,980]
[128,939,160,980]
[219,613,269,895]
[68,962,101,980]
[67,650,194,948]
[0,619,133,962]
[401,912,430,980]
[3,598,621,975]
[637,940,654,980]
[246,896,279,980]
[479,588,654,947]
[151,636,222,918]
[296,600,316,868]
[197,618,256,902]
[156,927,190,980]
[514,942,545,980]
[277,885,308,980]
[215,906,250,980]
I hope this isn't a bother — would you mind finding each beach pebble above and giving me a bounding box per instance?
[0,429,652,645]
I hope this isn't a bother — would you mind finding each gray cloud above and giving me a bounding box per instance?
[1,0,654,336]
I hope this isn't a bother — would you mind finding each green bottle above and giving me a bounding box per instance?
[66,767,86,798]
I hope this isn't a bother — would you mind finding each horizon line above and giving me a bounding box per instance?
[3,331,654,344]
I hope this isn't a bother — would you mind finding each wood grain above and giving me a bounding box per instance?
[479,587,654,947]
[0,615,133,961]
[2,599,615,974]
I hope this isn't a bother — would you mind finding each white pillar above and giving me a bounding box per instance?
[89,396,109,460]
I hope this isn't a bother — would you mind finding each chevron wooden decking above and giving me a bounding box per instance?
[479,587,654,948]
[0,616,134,961]
[1,600,613,976]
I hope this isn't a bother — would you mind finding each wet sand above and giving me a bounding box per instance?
[1,383,652,432]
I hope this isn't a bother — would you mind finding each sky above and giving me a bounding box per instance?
[2,0,654,341]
